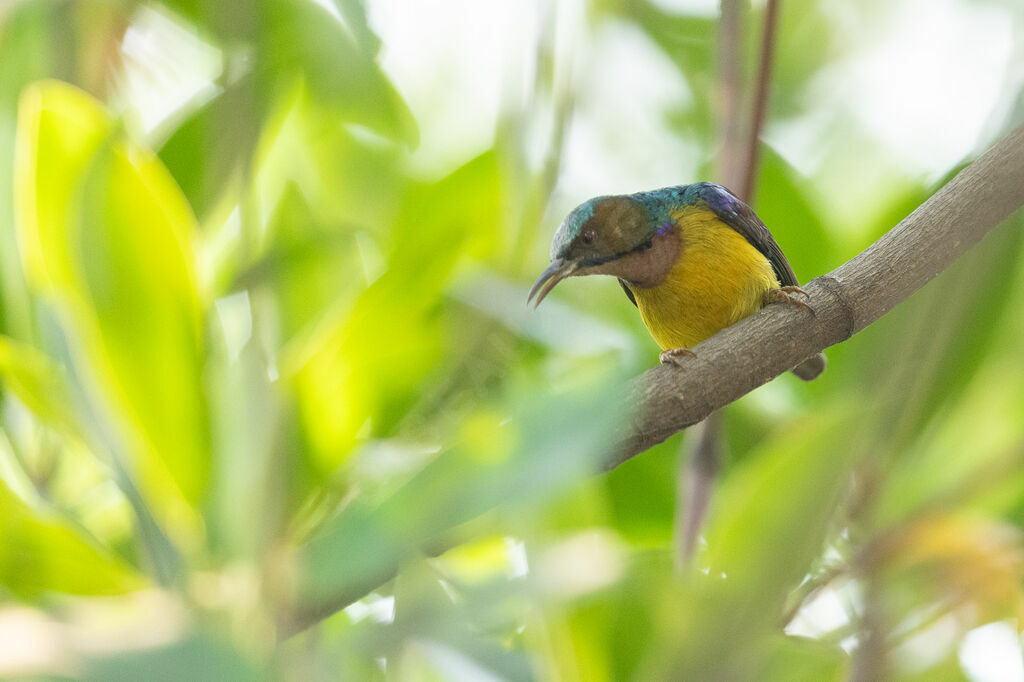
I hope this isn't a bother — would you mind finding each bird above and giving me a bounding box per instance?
[528,182,826,381]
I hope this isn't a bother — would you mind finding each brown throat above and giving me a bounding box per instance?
[576,228,682,288]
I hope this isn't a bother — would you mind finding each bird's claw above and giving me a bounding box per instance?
[764,286,814,314]
[660,347,696,366]
[780,285,810,299]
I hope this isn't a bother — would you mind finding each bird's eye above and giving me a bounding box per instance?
[582,230,595,244]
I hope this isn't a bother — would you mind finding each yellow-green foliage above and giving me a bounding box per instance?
[0,1,1023,680]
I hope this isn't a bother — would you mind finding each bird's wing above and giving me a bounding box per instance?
[618,278,638,307]
[697,183,800,287]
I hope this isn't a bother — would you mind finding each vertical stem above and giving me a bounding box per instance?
[676,0,782,565]
[717,0,745,189]
[850,570,886,682]
[674,410,722,566]
[739,0,781,203]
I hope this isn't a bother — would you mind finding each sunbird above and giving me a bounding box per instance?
[529,182,826,380]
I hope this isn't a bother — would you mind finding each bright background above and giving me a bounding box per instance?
[1,0,1024,679]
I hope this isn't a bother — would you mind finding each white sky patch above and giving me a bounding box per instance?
[214,291,253,365]
[366,0,1019,208]
[405,640,504,682]
[785,582,855,640]
[648,0,719,17]
[345,593,396,625]
[115,4,223,144]
[308,0,343,22]
[893,612,963,675]
[840,0,1012,176]
[368,0,545,178]
[960,621,1024,682]
[771,0,1017,183]
[560,19,698,200]
[534,529,626,599]
[505,537,530,578]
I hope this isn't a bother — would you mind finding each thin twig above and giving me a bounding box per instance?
[675,410,722,566]
[739,0,780,203]
[717,0,745,188]
[678,0,783,565]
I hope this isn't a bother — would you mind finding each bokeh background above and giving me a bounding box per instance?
[2,0,1024,679]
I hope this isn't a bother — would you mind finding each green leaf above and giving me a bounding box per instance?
[14,79,110,292]
[0,3,58,341]
[0,335,83,437]
[263,0,418,146]
[753,146,837,284]
[81,631,263,681]
[14,80,209,529]
[0,477,142,598]
[654,406,860,679]
[291,372,625,625]
[285,152,501,472]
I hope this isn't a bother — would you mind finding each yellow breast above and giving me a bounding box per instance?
[627,205,779,350]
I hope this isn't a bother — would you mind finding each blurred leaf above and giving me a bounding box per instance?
[0,478,142,598]
[0,2,57,341]
[291,372,625,627]
[558,550,674,681]
[759,635,847,681]
[80,631,263,681]
[602,437,678,545]
[287,152,502,472]
[0,335,83,438]
[14,79,110,292]
[856,213,1024,526]
[159,73,264,221]
[15,80,209,525]
[204,326,283,560]
[628,6,717,147]
[262,0,418,146]
[754,145,837,283]
[652,406,860,679]
[868,212,1023,454]
[876,514,1024,627]
[773,0,841,117]
[389,559,533,682]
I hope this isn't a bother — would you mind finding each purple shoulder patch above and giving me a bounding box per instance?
[698,183,738,214]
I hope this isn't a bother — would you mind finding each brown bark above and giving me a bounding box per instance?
[606,121,1024,469]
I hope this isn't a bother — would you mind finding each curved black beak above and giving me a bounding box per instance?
[528,258,579,308]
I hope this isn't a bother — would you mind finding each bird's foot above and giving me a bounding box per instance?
[660,347,696,367]
[763,286,814,314]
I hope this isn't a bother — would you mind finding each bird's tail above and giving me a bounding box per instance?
[791,352,827,381]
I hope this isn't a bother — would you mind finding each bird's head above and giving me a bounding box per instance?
[528,194,680,306]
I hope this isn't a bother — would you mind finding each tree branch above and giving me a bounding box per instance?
[606,120,1024,469]
[280,122,1024,639]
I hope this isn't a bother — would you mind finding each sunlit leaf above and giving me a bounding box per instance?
[0,335,83,438]
[81,631,263,681]
[0,478,142,597]
[14,80,110,291]
[654,406,861,679]
[285,153,501,473]
[263,0,418,146]
[290,371,624,628]
[15,81,209,527]
[876,514,1024,627]
[754,146,837,283]
[759,635,847,681]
